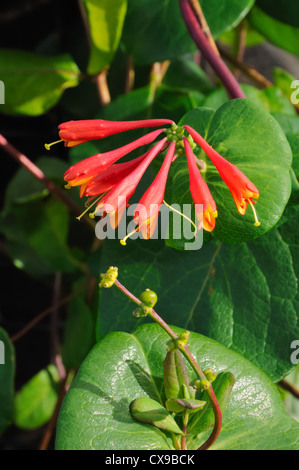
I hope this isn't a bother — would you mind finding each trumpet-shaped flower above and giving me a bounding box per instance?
[64,128,165,194]
[96,138,167,230]
[184,125,260,225]
[183,137,217,232]
[133,142,176,240]
[56,118,174,147]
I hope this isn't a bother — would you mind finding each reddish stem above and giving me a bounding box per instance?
[114,278,222,450]
[0,134,95,230]
[179,0,246,99]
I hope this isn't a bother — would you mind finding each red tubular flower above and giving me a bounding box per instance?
[58,118,174,147]
[83,153,149,197]
[133,141,176,239]
[64,128,165,192]
[184,125,259,223]
[96,138,167,229]
[183,137,217,232]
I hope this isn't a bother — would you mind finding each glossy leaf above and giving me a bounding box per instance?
[163,350,195,400]
[14,365,59,430]
[0,49,80,115]
[82,0,127,74]
[165,398,206,414]
[130,397,183,434]
[55,324,299,450]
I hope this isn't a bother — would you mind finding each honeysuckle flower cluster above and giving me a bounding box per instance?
[45,117,260,243]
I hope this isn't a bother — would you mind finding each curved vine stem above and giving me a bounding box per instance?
[114,278,222,450]
[179,0,246,100]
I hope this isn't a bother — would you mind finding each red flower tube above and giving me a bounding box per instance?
[64,128,165,190]
[83,153,149,198]
[183,137,217,232]
[58,118,174,147]
[133,141,176,239]
[184,125,260,223]
[96,138,167,229]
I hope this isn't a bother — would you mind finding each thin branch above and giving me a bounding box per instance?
[10,284,86,343]
[149,61,171,103]
[125,55,135,94]
[50,272,66,382]
[39,374,68,450]
[114,278,222,450]
[218,45,273,89]
[279,379,299,399]
[95,69,111,107]
[179,0,246,99]
[233,21,247,80]
[188,0,219,56]
[0,134,95,230]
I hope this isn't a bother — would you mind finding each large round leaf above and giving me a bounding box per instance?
[171,99,292,244]
[55,324,299,450]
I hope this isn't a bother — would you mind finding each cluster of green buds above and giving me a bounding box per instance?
[165,123,196,156]
[167,330,190,352]
[133,289,158,317]
[99,266,118,288]
[191,368,217,392]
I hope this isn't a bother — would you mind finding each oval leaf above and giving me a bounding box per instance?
[56,324,299,450]
[130,397,182,434]
[0,49,80,116]
[165,398,206,414]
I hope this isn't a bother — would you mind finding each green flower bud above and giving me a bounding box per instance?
[203,368,217,383]
[139,289,158,308]
[99,266,118,288]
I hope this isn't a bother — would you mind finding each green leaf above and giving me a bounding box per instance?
[200,0,255,38]
[0,49,80,115]
[187,372,235,436]
[61,287,96,369]
[0,196,80,276]
[203,84,296,115]
[256,0,299,28]
[130,397,183,434]
[165,398,206,414]
[0,156,81,276]
[14,365,59,430]
[173,99,292,244]
[163,350,194,400]
[55,324,299,450]
[0,328,15,435]
[82,0,127,74]
[249,6,299,56]
[122,0,254,65]
[273,67,297,105]
[272,113,299,179]
[1,157,68,212]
